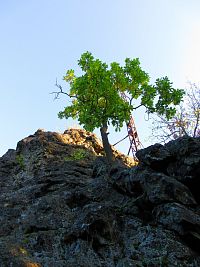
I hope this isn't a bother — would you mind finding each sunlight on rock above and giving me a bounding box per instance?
[25,263,41,267]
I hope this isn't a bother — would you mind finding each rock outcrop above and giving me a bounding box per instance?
[0,129,200,266]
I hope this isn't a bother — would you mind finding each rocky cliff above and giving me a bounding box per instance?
[0,129,200,267]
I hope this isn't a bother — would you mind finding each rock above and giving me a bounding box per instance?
[153,202,200,235]
[111,165,196,205]
[135,168,196,205]
[136,136,200,205]
[0,129,200,266]
[136,143,172,169]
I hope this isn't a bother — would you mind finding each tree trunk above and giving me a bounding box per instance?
[100,122,115,165]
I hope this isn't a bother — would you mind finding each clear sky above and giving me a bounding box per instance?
[0,0,200,156]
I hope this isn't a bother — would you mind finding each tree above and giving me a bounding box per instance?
[55,52,184,164]
[150,82,200,143]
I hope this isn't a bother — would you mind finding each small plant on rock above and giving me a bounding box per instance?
[16,154,25,170]
[64,148,88,161]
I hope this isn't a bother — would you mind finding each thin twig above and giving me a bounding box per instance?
[51,79,76,100]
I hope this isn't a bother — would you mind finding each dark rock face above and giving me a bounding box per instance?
[0,130,200,266]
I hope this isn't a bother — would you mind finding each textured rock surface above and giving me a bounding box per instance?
[0,130,200,266]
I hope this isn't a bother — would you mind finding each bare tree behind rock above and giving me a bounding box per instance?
[151,82,200,143]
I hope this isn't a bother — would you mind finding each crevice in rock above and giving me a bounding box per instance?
[79,219,115,255]
[181,230,200,255]
[35,180,65,197]
[136,199,155,224]
[113,180,144,198]
[66,192,91,209]
[149,158,175,175]
[37,179,64,185]
[63,233,77,245]
[182,169,200,204]
[24,225,53,234]
[62,220,113,259]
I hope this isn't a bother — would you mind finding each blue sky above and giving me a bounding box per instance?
[0,0,200,156]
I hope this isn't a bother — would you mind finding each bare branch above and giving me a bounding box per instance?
[193,111,200,137]
[51,79,77,100]
[133,103,144,110]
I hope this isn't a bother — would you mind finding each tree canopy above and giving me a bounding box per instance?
[57,52,184,163]
[58,52,184,129]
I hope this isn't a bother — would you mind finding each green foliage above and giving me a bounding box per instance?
[58,52,184,132]
[154,77,184,119]
[64,148,88,161]
[16,154,25,170]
